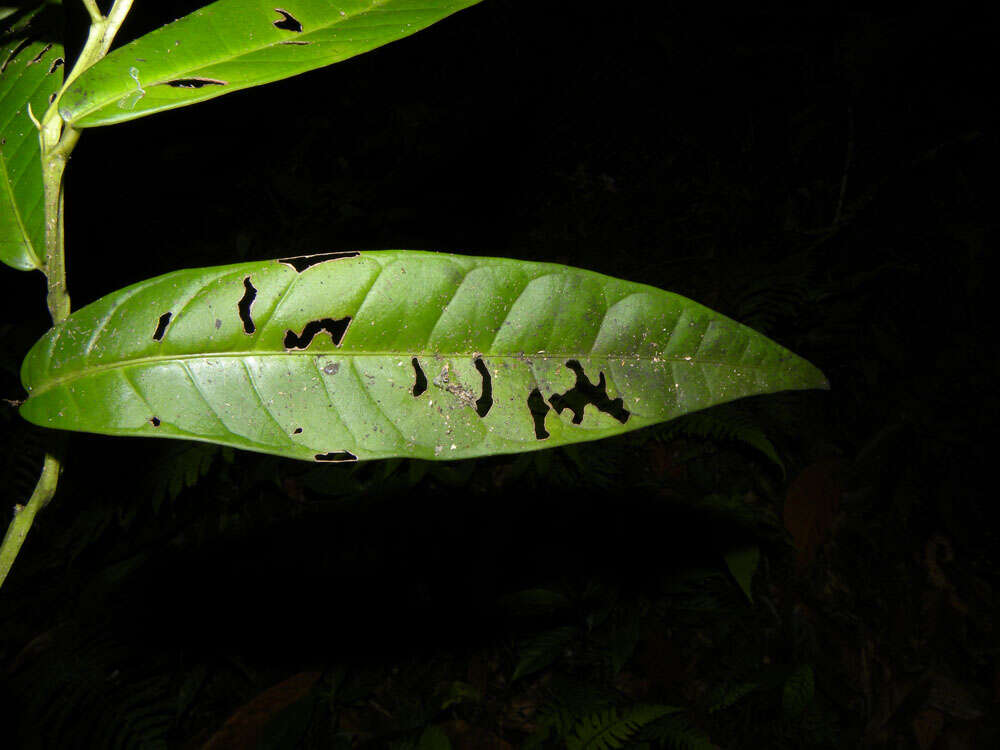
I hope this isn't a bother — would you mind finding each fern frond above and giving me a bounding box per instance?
[512,625,579,682]
[729,255,814,335]
[147,442,221,512]
[659,405,784,476]
[707,680,760,713]
[0,416,46,506]
[640,712,715,750]
[543,675,618,721]
[566,704,680,750]
[546,705,578,738]
[782,663,815,718]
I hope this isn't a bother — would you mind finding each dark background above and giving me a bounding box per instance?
[1,1,996,747]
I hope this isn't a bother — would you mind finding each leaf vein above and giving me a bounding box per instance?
[241,360,294,446]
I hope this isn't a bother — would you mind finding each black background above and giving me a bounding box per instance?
[1,1,996,747]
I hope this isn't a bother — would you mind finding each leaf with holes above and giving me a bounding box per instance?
[0,1,64,270]
[58,0,482,128]
[19,251,829,463]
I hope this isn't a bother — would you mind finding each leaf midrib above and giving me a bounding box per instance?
[27,348,740,398]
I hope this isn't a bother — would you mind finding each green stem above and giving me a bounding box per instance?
[0,0,135,592]
[40,0,135,320]
[81,0,102,24]
[0,454,60,588]
[41,123,77,322]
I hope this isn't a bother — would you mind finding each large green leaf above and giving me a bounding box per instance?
[19,251,828,462]
[59,0,482,128]
[0,1,63,270]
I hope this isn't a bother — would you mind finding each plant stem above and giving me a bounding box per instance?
[0,0,135,591]
[40,122,77,322]
[0,454,60,588]
[81,0,102,24]
[40,0,135,319]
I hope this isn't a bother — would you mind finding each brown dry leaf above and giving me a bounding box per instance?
[202,671,321,750]
[784,458,844,569]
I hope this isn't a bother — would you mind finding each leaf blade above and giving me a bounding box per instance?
[0,1,64,271]
[19,251,829,462]
[58,0,483,128]
[723,543,760,603]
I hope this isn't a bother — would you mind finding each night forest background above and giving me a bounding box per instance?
[1,1,996,748]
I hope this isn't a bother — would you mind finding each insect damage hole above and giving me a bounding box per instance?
[1,39,32,73]
[273,8,303,32]
[152,311,172,341]
[314,451,357,463]
[27,43,52,66]
[284,317,351,349]
[278,251,359,272]
[238,277,257,334]
[474,357,493,417]
[165,77,227,88]
[411,358,427,397]
[548,360,630,425]
[527,388,550,440]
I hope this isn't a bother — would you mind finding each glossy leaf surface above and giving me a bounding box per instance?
[20,251,829,462]
[0,1,63,270]
[59,0,482,128]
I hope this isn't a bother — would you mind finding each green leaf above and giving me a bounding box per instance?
[782,663,815,719]
[0,1,63,271]
[723,543,760,603]
[58,0,483,128]
[19,251,829,462]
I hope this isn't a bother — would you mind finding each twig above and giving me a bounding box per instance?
[0,454,60,588]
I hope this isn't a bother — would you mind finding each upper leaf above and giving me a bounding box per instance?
[19,251,828,462]
[58,0,482,128]
[0,1,63,271]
